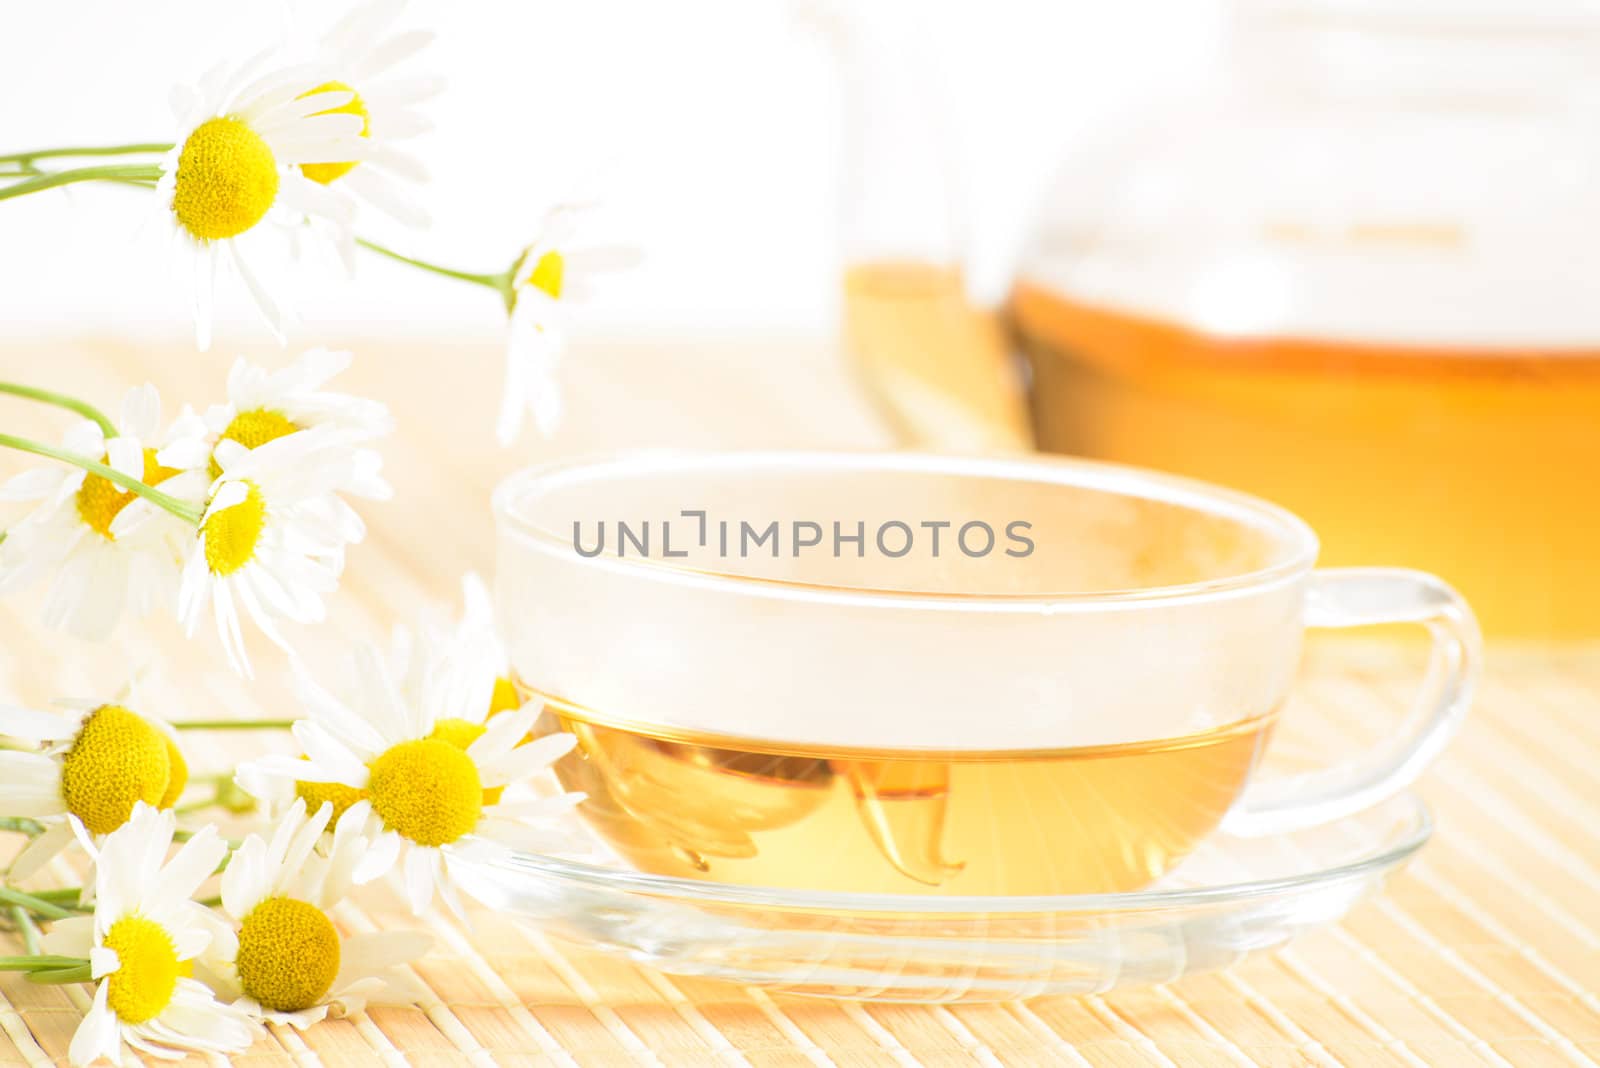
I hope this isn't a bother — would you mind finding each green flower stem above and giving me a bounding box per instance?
[0,887,77,921]
[357,237,512,300]
[0,382,116,437]
[28,964,93,984]
[169,719,295,730]
[0,143,172,165]
[0,164,164,203]
[25,888,82,905]
[0,432,202,525]
[0,817,44,837]
[0,955,87,972]
[9,907,41,955]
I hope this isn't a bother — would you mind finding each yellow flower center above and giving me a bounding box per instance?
[171,117,280,241]
[428,718,483,750]
[488,677,521,717]
[158,734,188,810]
[298,80,369,185]
[429,718,503,806]
[103,915,182,1024]
[202,481,267,577]
[526,250,564,300]
[235,896,341,1013]
[368,739,482,847]
[76,448,179,541]
[210,409,299,478]
[294,777,366,824]
[60,705,172,836]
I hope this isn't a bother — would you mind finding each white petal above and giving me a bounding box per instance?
[104,437,145,480]
[0,703,79,741]
[156,438,212,471]
[0,752,65,815]
[152,824,229,905]
[477,732,577,788]
[119,384,163,439]
[90,946,122,980]
[293,721,371,788]
[69,981,121,1068]
[9,818,76,881]
[401,846,434,914]
[466,705,539,762]
[207,480,249,515]
[333,930,430,993]
[41,914,95,958]
[221,835,268,920]
[280,799,333,879]
[353,825,399,884]
[172,926,210,961]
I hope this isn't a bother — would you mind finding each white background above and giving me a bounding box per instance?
[0,0,1217,345]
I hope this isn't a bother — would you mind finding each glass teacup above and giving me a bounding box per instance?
[493,452,1479,896]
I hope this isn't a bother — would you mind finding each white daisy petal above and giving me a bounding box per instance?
[401,846,435,914]
[221,835,269,920]
[0,751,66,815]
[465,705,539,762]
[104,437,144,480]
[8,818,76,881]
[69,982,120,1068]
[173,926,211,961]
[353,824,400,884]
[0,703,79,741]
[151,824,229,908]
[90,946,121,980]
[41,915,95,958]
[293,721,374,787]
[477,732,577,787]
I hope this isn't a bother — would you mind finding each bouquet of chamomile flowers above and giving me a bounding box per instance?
[0,2,621,1063]
[0,568,583,1064]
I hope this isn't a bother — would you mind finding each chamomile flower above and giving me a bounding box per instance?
[173,348,393,499]
[159,56,368,350]
[174,428,367,676]
[41,805,254,1066]
[398,572,520,724]
[0,385,204,640]
[237,644,583,918]
[203,799,430,1027]
[0,701,188,882]
[497,205,639,444]
[297,0,440,263]
[235,573,512,826]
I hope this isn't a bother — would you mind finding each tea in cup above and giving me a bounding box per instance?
[494,452,1478,896]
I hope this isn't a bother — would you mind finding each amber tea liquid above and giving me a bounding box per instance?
[1010,286,1600,639]
[533,694,1275,896]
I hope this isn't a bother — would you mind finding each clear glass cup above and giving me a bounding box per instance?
[493,451,1479,896]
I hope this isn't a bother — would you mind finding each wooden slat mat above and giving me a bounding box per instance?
[2,339,1598,1066]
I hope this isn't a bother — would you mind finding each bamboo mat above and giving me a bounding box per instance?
[2,337,1598,1067]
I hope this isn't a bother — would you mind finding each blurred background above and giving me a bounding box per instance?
[5,0,1600,640]
[0,0,1216,338]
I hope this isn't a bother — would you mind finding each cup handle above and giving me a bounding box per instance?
[1222,567,1482,838]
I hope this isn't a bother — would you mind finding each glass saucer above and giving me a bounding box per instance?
[456,792,1429,1002]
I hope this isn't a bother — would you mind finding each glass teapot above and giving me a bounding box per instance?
[834,0,1600,639]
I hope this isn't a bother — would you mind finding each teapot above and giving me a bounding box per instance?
[829,0,1600,638]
